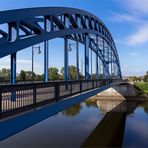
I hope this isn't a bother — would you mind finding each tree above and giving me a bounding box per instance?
[0,68,10,80]
[19,70,26,80]
[48,67,60,80]
[91,74,96,80]
[143,72,148,82]
[60,65,84,80]
[35,74,42,81]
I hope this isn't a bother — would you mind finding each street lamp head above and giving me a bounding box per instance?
[68,43,77,52]
[38,48,41,54]
[68,46,72,52]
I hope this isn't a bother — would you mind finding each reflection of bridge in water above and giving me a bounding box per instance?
[81,100,138,147]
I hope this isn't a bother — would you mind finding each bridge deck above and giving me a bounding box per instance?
[0,79,113,118]
[0,83,111,141]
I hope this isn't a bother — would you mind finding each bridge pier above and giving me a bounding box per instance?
[85,35,90,80]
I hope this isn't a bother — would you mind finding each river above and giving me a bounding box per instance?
[0,96,148,147]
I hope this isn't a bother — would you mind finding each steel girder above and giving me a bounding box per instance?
[0,7,122,79]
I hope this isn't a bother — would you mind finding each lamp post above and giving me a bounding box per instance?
[68,42,79,80]
[81,59,85,78]
[32,45,41,82]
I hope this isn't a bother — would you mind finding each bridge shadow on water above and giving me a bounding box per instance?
[81,100,138,147]
[0,94,140,147]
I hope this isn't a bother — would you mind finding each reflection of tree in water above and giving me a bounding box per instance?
[62,103,83,117]
[85,99,97,108]
[141,102,148,114]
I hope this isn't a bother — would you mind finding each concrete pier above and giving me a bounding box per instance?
[97,82,139,100]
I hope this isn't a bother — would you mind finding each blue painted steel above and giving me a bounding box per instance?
[0,83,111,141]
[91,49,92,79]
[76,42,79,80]
[64,37,68,81]
[102,39,106,79]
[85,35,90,80]
[96,54,99,79]
[0,7,122,79]
[10,52,16,84]
[44,41,48,82]
[10,52,16,101]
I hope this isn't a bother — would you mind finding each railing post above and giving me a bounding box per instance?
[70,81,72,96]
[33,84,36,106]
[98,80,100,87]
[55,82,59,102]
[0,91,2,115]
[80,80,82,93]
[92,80,94,88]
[101,79,103,86]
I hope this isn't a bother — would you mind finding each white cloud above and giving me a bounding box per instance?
[121,65,145,76]
[126,24,148,45]
[109,13,140,23]
[0,57,43,74]
[128,0,148,14]
[129,52,140,56]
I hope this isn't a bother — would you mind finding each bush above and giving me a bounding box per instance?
[134,82,148,95]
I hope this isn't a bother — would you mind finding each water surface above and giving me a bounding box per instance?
[0,97,148,147]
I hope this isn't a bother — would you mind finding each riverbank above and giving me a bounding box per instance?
[134,82,148,98]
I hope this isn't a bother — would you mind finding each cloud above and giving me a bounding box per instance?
[109,13,140,23]
[129,52,140,56]
[0,57,43,74]
[128,0,148,14]
[121,65,145,76]
[126,24,148,45]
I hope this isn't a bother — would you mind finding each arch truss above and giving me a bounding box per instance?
[0,7,122,83]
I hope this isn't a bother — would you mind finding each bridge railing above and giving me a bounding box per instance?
[0,79,112,118]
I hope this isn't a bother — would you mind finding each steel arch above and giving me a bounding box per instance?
[0,7,122,79]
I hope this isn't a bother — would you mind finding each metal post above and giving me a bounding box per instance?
[76,42,79,80]
[81,59,83,76]
[107,44,110,79]
[111,50,113,78]
[96,36,99,79]
[44,17,49,82]
[64,37,68,81]
[44,41,49,82]
[85,35,89,80]
[32,47,34,82]
[103,39,106,79]
[91,49,92,79]
[33,85,36,106]
[96,54,99,79]
[10,52,16,84]
[10,52,16,101]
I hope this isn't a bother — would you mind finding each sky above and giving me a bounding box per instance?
[0,0,148,76]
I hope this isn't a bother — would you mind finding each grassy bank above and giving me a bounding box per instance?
[134,82,148,96]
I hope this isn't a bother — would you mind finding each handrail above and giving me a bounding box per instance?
[0,79,115,118]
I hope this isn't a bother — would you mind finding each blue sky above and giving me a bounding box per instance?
[0,0,148,76]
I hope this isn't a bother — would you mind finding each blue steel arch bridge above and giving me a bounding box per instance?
[0,7,122,117]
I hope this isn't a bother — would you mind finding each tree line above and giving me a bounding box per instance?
[127,71,148,82]
[0,65,84,81]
